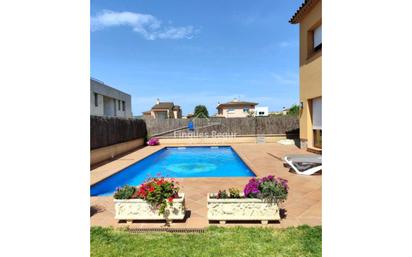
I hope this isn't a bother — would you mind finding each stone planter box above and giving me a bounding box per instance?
[114,193,185,223]
[207,193,280,224]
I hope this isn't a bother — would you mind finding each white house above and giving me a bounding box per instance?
[254,106,269,117]
[90,78,132,118]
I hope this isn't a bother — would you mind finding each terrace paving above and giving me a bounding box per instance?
[90,143,321,228]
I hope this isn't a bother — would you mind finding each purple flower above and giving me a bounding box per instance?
[147,137,159,146]
[244,178,261,197]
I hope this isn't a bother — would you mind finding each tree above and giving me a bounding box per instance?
[193,105,209,118]
[287,104,300,116]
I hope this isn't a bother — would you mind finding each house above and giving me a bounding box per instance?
[90,78,132,118]
[255,106,269,117]
[143,99,182,119]
[271,107,289,116]
[216,98,258,118]
[290,0,322,150]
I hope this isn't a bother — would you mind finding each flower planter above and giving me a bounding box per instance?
[207,193,280,224]
[114,193,185,223]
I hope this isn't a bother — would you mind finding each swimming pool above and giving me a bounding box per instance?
[91,146,255,196]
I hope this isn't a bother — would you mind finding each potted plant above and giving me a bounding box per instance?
[147,137,159,146]
[207,175,288,224]
[113,177,185,224]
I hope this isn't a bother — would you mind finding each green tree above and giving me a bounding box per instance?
[287,104,300,116]
[193,105,209,118]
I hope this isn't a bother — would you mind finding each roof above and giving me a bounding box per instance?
[289,0,320,24]
[142,111,151,115]
[217,101,258,109]
[172,105,181,110]
[151,102,174,110]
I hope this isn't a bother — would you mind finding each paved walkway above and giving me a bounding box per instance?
[91,143,321,228]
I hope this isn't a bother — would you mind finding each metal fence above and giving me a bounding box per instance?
[90,116,147,149]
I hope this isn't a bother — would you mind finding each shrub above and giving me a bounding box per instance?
[217,190,229,199]
[135,177,180,215]
[193,105,209,118]
[113,185,136,199]
[244,175,288,204]
[213,188,241,199]
[147,137,159,146]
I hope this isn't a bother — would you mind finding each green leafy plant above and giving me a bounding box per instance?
[259,179,288,204]
[229,188,241,198]
[287,104,300,116]
[244,175,289,204]
[113,185,136,199]
[213,188,241,199]
[217,189,228,199]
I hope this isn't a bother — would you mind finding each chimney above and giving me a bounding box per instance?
[156,98,160,104]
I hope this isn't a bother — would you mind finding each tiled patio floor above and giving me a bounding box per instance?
[90,143,321,228]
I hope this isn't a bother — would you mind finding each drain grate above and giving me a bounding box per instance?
[128,228,205,233]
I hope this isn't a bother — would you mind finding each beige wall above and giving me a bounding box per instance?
[150,109,181,119]
[91,138,145,166]
[298,0,322,149]
[217,105,255,118]
[173,109,182,119]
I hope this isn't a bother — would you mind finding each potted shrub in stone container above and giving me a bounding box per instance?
[207,175,288,224]
[113,177,185,224]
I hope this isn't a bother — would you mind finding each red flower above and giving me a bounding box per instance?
[149,186,155,192]
[167,197,174,203]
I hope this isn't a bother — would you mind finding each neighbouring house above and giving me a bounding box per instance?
[90,78,132,118]
[255,106,269,117]
[143,99,182,119]
[271,107,289,116]
[216,98,258,118]
[290,0,322,150]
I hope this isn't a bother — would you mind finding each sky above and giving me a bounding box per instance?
[91,0,303,116]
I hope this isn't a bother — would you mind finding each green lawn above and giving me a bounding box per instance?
[91,225,321,257]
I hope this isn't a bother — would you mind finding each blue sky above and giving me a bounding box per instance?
[91,0,303,116]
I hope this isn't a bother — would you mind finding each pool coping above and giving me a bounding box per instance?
[90,144,261,186]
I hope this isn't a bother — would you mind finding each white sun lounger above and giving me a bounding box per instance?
[283,154,322,176]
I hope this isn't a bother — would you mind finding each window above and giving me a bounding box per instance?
[227,109,235,114]
[94,93,98,107]
[312,97,322,148]
[122,101,125,111]
[313,25,322,52]
[118,100,121,110]
[259,112,264,115]
[243,108,249,113]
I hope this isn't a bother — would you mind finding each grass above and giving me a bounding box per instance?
[91,225,321,257]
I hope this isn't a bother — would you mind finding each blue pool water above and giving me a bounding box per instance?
[91,146,255,196]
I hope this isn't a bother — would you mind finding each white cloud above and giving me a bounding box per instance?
[91,10,197,40]
[279,41,291,47]
[278,41,298,48]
